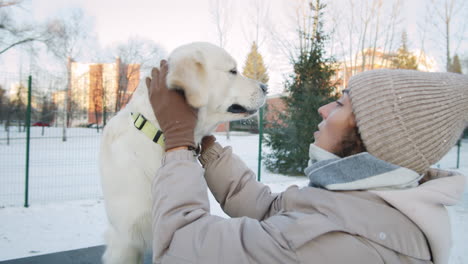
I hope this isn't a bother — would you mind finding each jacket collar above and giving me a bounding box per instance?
[305,144,466,264]
[372,169,466,264]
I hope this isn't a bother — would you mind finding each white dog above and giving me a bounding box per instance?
[99,42,267,264]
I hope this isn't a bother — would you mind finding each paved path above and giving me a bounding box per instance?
[0,246,152,264]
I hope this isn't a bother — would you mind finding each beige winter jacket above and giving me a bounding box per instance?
[151,143,465,264]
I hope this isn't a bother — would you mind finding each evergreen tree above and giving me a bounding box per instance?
[449,54,462,73]
[392,31,418,70]
[230,42,270,132]
[264,1,337,175]
[242,42,269,83]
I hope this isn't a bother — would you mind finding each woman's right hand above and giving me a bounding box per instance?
[201,135,217,154]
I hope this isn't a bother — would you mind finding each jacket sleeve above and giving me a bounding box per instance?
[198,143,282,219]
[151,149,297,264]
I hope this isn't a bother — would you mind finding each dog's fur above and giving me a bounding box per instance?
[99,42,267,264]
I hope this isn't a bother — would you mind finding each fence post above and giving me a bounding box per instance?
[257,106,264,182]
[24,75,32,208]
[456,139,461,169]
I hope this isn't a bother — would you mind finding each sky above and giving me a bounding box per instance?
[31,0,215,50]
[2,0,294,94]
[1,0,467,94]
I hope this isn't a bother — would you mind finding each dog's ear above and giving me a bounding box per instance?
[166,51,208,108]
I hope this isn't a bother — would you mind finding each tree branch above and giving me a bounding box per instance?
[0,37,35,55]
[0,1,21,8]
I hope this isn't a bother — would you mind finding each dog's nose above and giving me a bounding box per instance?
[260,83,268,94]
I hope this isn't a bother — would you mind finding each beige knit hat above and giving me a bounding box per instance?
[348,69,468,175]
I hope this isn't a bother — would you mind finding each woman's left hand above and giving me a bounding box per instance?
[146,60,198,151]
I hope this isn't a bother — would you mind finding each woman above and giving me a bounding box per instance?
[149,60,467,264]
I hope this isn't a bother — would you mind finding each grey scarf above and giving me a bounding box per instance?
[305,151,423,191]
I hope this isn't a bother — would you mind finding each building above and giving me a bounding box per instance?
[215,93,288,132]
[8,82,28,105]
[53,58,140,126]
[333,48,436,92]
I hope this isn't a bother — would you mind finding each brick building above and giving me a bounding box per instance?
[53,58,140,126]
[215,93,288,132]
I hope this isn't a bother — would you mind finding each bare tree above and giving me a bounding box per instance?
[210,0,233,139]
[89,64,104,132]
[429,0,467,71]
[241,0,271,47]
[368,0,383,69]
[0,85,6,123]
[45,9,90,61]
[210,0,233,49]
[290,0,319,55]
[261,0,320,68]
[414,3,433,71]
[328,0,402,86]
[44,8,91,141]
[0,0,46,55]
[110,36,165,112]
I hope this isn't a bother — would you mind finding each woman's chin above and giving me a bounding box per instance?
[313,131,319,140]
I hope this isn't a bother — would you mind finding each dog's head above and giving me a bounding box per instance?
[166,42,267,139]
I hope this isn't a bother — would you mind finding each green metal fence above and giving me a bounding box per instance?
[0,72,111,207]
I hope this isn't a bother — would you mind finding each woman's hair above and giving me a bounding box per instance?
[338,126,366,157]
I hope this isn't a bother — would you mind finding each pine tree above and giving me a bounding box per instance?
[242,42,269,83]
[392,31,418,70]
[449,54,462,73]
[264,1,337,175]
[230,41,270,132]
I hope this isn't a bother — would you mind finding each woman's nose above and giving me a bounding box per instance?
[318,106,326,119]
[318,102,333,119]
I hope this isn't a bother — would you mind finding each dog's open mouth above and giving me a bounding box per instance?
[227,104,257,115]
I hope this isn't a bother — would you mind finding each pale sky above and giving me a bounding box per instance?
[3,0,295,94]
[2,0,467,94]
[31,0,216,50]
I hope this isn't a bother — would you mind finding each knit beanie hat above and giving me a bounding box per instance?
[348,69,468,175]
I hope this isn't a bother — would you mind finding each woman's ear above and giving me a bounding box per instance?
[166,51,208,108]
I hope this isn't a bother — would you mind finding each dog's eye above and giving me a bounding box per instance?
[229,69,238,75]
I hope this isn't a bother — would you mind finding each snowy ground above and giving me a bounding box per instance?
[0,128,467,262]
[0,127,103,206]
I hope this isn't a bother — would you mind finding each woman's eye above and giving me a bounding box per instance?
[229,69,238,75]
[336,101,343,107]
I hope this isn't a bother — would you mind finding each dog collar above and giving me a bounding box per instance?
[131,112,165,148]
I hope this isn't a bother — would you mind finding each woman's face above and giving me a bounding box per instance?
[314,91,357,155]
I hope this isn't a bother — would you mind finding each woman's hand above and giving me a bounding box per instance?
[146,60,198,151]
[201,135,217,154]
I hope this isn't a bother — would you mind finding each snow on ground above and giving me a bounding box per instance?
[0,129,467,262]
[0,127,103,206]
